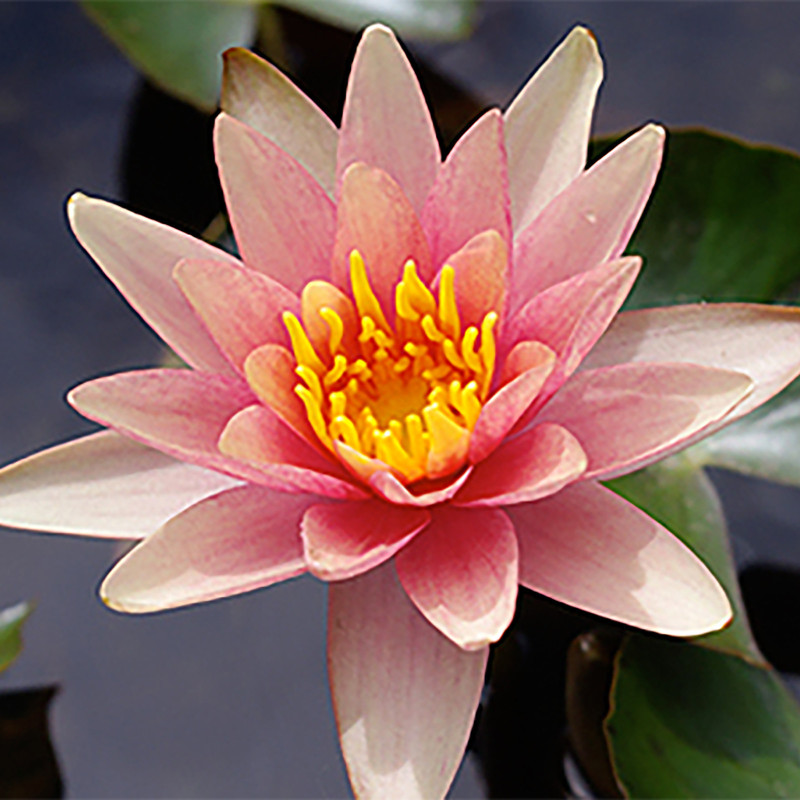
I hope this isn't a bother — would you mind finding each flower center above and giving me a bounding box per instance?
[283,250,498,485]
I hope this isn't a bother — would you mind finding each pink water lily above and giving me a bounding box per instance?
[2,23,800,798]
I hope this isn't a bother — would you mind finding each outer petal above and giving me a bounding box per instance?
[395,506,518,650]
[455,423,587,507]
[67,193,238,374]
[219,405,367,500]
[510,124,664,313]
[510,482,732,636]
[538,362,753,480]
[420,110,511,272]
[67,369,273,485]
[337,24,440,213]
[101,486,312,612]
[584,304,800,428]
[221,48,338,196]
[174,258,298,373]
[214,113,336,293]
[331,164,432,312]
[0,432,240,539]
[301,499,429,581]
[328,563,488,800]
[504,26,603,233]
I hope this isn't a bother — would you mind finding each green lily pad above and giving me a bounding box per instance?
[606,456,761,663]
[607,635,800,798]
[81,1,259,111]
[591,130,800,310]
[0,602,32,674]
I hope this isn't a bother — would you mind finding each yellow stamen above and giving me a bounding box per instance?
[295,386,332,449]
[296,365,323,404]
[438,265,461,341]
[283,312,326,375]
[324,354,348,388]
[319,307,344,356]
[350,250,390,332]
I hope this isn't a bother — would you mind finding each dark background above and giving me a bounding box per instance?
[1,2,800,796]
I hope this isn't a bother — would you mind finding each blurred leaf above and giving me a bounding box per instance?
[0,602,32,674]
[275,0,477,40]
[606,457,761,663]
[607,635,800,798]
[0,687,63,798]
[81,1,258,111]
[591,130,800,309]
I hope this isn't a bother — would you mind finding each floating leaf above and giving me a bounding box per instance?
[0,602,32,674]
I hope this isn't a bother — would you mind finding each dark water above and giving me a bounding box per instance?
[1,2,800,796]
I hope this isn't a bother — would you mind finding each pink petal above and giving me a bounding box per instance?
[369,468,473,507]
[455,423,587,507]
[243,344,317,445]
[101,485,312,612]
[221,48,338,196]
[337,24,440,213]
[334,441,394,486]
[214,113,337,293]
[67,369,277,485]
[511,481,732,635]
[584,303,800,431]
[301,500,429,581]
[219,405,367,500]
[469,346,556,464]
[0,431,240,539]
[448,229,509,330]
[331,164,432,312]
[328,562,488,799]
[420,110,511,272]
[174,258,298,373]
[510,125,664,313]
[67,193,238,374]
[538,362,753,480]
[501,256,641,419]
[395,506,518,649]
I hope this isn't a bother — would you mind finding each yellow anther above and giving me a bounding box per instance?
[359,315,376,344]
[319,307,344,356]
[296,364,323,404]
[448,380,462,409]
[329,391,347,419]
[422,403,470,479]
[404,342,425,357]
[422,364,451,381]
[389,419,404,442]
[393,356,411,373]
[331,415,361,451]
[460,381,482,430]
[295,385,332,449]
[438,265,461,341]
[324,354,348,388]
[349,359,369,377]
[373,330,395,351]
[376,430,425,483]
[421,315,444,343]
[461,326,482,372]
[350,250,390,332]
[428,386,449,408]
[283,312,326,375]
[443,338,466,370]
[479,312,498,397]
[396,283,420,322]
[405,413,427,464]
[401,260,436,316]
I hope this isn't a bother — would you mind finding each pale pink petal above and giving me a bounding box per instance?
[504,26,603,233]
[421,110,511,271]
[244,344,317,445]
[395,506,518,649]
[469,347,556,464]
[510,125,664,313]
[370,468,473,508]
[215,113,337,293]
[0,431,240,539]
[448,229,509,330]
[301,500,429,581]
[174,258,298,373]
[455,423,587,507]
[510,481,732,635]
[331,163,432,311]
[221,48,338,196]
[101,486,312,612]
[301,281,359,358]
[67,369,278,485]
[538,362,753,480]
[334,441,394,486]
[502,256,641,421]
[584,303,800,430]
[337,24,440,213]
[219,405,367,500]
[67,193,238,374]
[328,562,488,799]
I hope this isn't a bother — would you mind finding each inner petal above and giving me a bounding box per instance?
[270,248,505,485]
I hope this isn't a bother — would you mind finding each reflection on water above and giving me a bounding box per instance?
[1,1,800,796]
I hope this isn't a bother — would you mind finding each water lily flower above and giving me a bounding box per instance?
[2,23,800,799]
